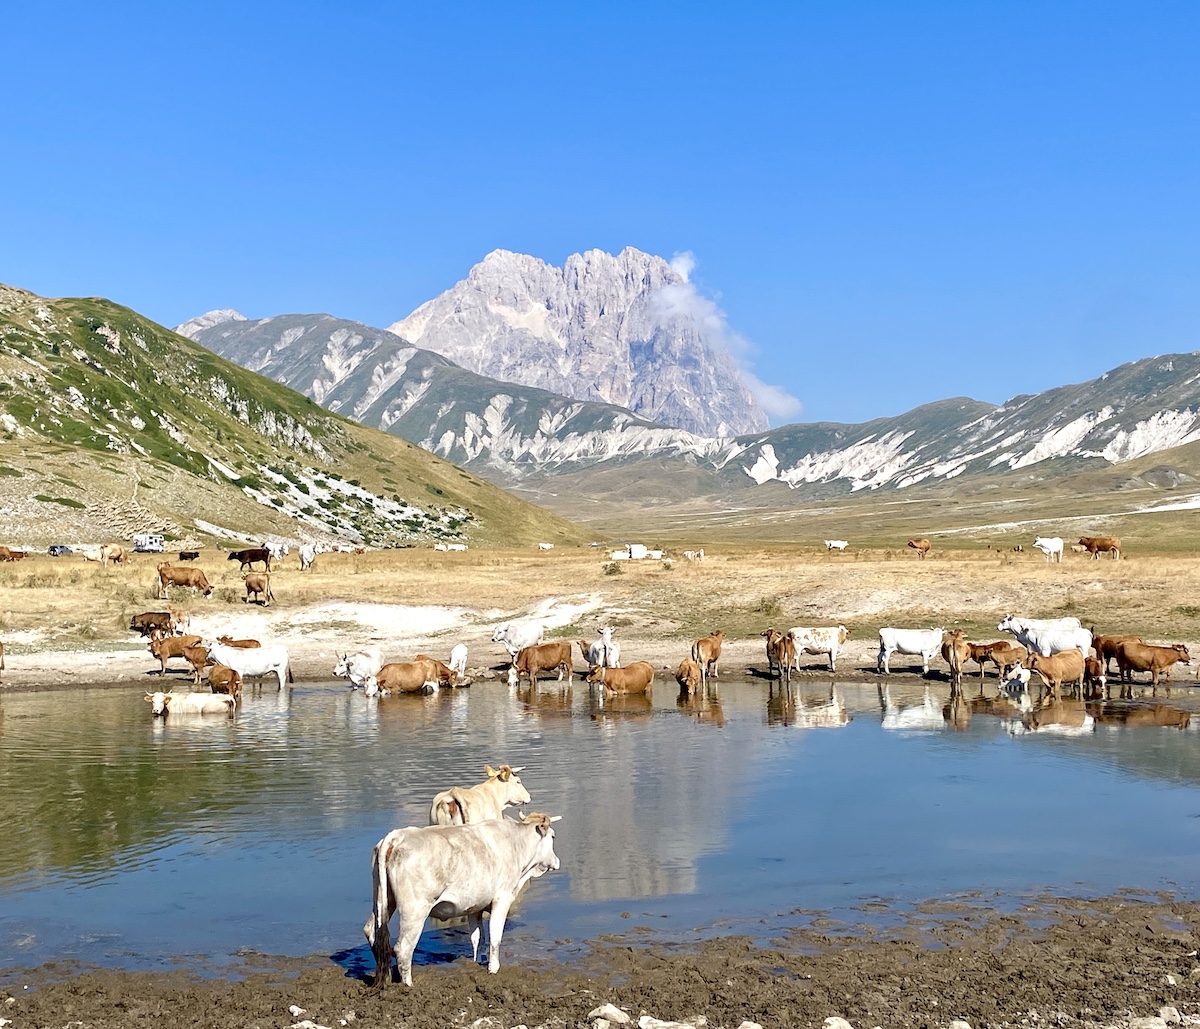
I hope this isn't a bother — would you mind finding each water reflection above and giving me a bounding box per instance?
[765,682,849,729]
[879,684,945,731]
[677,687,725,728]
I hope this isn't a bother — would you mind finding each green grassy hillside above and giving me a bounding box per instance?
[0,284,582,548]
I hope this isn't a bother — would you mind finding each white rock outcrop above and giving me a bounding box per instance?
[388,248,769,437]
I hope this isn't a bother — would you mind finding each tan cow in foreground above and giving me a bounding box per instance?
[157,563,213,599]
[907,538,931,560]
[675,657,703,694]
[691,630,725,682]
[1115,641,1190,687]
[586,661,654,694]
[428,764,531,825]
[1028,650,1085,694]
[148,634,203,675]
[508,642,572,686]
[1078,535,1121,560]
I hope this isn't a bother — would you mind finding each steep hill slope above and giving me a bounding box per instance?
[0,285,581,547]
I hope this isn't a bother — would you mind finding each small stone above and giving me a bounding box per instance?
[1128,1018,1167,1029]
[737,1023,764,1029]
[1164,974,1178,986]
[824,1019,855,1029]
[1160,1008,1182,1025]
[594,1021,610,1029]
[637,1018,696,1029]
[1190,967,1200,979]
[512,1025,529,1029]
[289,1007,307,1018]
[950,1021,972,1029]
[588,1006,630,1026]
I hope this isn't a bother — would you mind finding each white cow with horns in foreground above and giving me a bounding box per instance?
[365,812,562,987]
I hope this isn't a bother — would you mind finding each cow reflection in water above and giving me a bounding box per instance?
[879,684,944,731]
[1088,701,1191,730]
[515,682,573,719]
[767,682,849,729]
[1009,695,1095,736]
[590,691,653,721]
[677,685,725,728]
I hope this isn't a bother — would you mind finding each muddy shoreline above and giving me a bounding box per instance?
[3,895,1200,1029]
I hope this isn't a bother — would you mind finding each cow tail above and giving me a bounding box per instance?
[368,838,392,989]
[287,662,294,684]
[689,640,701,663]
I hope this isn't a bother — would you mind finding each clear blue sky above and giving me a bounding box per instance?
[3,2,1199,425]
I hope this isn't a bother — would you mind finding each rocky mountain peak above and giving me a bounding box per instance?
[388,247,769,436]
[174,309,248,340]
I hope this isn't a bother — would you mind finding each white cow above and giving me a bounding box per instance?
[537,542,554,551]
[492,622,545,660]
[334,648,386,688]
[448,643,468,683]
[433,542,448,552]
[263,541,290,561]
[997,614,1081,632]
[365,813,561,987]
[428,764,530,825]
[1032,536,1064,563]
[203,639,293,689]
[1001,622,1092,658]
[593,626,620,668]
[877,627,944,675]
[144,691,236,717]
[298,542,317,571]
[788,625,849,672]
[824,539,849,552]
[446,543,468,552]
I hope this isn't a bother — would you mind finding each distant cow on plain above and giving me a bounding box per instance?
[1078,535,1121,560]
[243,572,275,606]
[907,538,931,560]
[228,547,271,572]
[157,563,213,599]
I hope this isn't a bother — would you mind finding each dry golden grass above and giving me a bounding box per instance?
[3,544,1199,655]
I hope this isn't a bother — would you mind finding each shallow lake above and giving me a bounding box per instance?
[3,675,1200,972]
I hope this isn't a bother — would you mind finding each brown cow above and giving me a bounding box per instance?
[761,628,795,682]
[100,543,127,567]
[217,635,261,648]
[907,538,931,560]
[208,664,243,699]
[243,572,274,606]
[1116,641,1189,687]
[157,563,213,599]
[979,641,1028,679]
[182,644,211,684]
[586,660,655,694]
[148,634,203,675]
[1028,650,1086,694]
[0,546,26,562]
[1093,633,1142,674]
[509,641,573,686]
[1083,656,1108,697]
[228,547,271,572]
[675,657,703,694]
[941,630,970,680]
[691,630,726,682]
[370,661,440,694]
[1078,535,1121,560]
[130,611,175,638]
[413,654,457,687]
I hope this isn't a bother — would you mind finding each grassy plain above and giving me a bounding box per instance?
[2,542,1199,667]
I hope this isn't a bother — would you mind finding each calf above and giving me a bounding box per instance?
[979,641,1028,679]
[1116,641,1190,687]
[508,642,572,686]
[675,657,703,694]
[1083,656,1107,696]
[243,572,275,606]
[217,635,261,648]
[690,630,725,682]
[448,643,468,684]
[182,644,211,684]
[148,634,203,675]
[761,628,795,682]
[208,664,242,698]
[907,538,931,559]
[429,764,530,825]
[129,611,174,638]
[586,661,655,694]
[365,812,561,987]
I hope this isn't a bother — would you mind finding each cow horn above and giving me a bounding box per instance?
[509,765,525,774]
[549,815,562,822]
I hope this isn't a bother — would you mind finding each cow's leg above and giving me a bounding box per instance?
[485,896,514,973]
[394,912,427,987]
[467,911,484,963]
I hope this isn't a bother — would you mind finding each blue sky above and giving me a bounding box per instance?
[2,2,1199,425]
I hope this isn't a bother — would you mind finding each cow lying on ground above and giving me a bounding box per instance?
[690,630,725,682]
[429,765,530,825]
[586,661,654,694]
[365,812,561,987]
[148,634,203,675]
[216,635,260,648]
[145,691,236,717]
[508,642,572,686]
[363,659,441,696]
[1116,641,1190,687]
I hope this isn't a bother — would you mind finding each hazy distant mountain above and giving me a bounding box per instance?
[387,247,770,437]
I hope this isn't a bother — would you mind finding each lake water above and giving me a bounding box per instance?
[2,676,1200,972]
